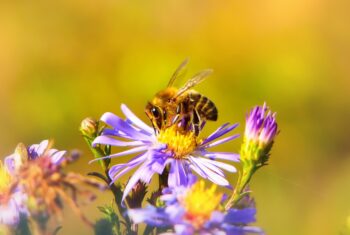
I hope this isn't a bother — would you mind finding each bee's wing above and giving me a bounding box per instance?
[175,69,213,98]
[167,58,189,87]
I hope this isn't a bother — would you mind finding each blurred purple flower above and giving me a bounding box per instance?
[128,180,263,235]
[0,190,28,226]
[92,104,240,200]
[2,140,104,228]
[0,161,28,226]
[0,140,66,227]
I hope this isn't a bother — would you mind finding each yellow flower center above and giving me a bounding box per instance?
[180,180,223,229]
[157,125,199,159]
[0,161,11,192]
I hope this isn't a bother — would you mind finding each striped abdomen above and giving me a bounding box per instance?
[188,92,218,121]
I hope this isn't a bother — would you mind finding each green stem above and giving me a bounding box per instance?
[82,135,132,232]
[225,164,257,210]
[82,136,109,170]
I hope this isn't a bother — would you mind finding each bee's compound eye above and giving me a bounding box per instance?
[151,107,160,118]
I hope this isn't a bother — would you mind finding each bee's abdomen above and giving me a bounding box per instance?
[189,92,218,121]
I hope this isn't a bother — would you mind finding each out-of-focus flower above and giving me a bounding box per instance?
[2,140,105,228]
[240,103,278,168]
[128,180,263,235]
[0,161,28,226]
[92,104,240,201]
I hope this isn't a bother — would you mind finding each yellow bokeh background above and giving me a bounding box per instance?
[1,0,350,234]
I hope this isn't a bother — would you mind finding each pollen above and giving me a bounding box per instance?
[0,161,11,192]
[180,180,223,229]
[157,125,199,159]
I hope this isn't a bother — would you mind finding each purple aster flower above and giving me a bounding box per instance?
[241,103,278,166]
[92,104,240,201]
[127,180,263,235]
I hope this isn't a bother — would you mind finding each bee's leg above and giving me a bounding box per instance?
[172,114,180,125]
[192,109,201,136]
[146,112,159,135]
[151,122,159,135]
[181,102,192,131]
[182,115,192,130]
[175,102,189,129]
[170,103,181,126]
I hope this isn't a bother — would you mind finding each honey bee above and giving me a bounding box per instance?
[145,59,218,135]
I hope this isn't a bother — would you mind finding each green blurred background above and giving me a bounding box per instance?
[1,0,349,234]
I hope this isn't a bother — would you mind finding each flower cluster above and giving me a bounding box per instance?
[83,101,278,234]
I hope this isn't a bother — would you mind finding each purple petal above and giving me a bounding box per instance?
[204,123,230,142]
[4,155,15,174]
[202,169,229,186]
[35,140,49,157]
[128,206,171,227]
[199,157,237,172]
[121,104,154,134]
[174,224,195,235]
[101,128,130,139]
[109,146,149,158]
[150,157,169,174]
[224,208,257,224]
[100,112,151,141]
[89,146,148,164]
[139,165,155,183]
[224,225,264,235]
[194,157,225,177]
[109,153,149,180]
[203,134,240,148]
[209,211,225,224]
[188,157,208,179]
[0,199,20,226]
[189,156,229,185]
[202,123,238,145]
[50,150,66,164]
[122,161,156,201]
[168,160,188,187]
[92,136,145,147]
[203,152,240,162]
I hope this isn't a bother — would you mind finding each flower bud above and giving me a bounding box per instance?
[80,117,99,138]
[240,103,278,168]
[126,180,147,209]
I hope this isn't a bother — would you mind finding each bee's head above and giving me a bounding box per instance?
[145,102,165,133]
